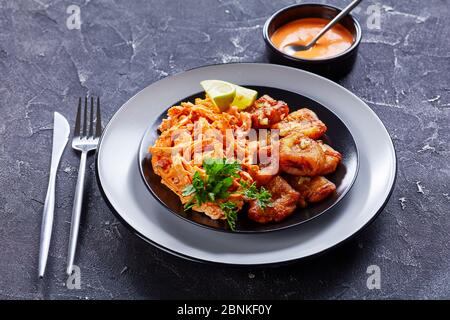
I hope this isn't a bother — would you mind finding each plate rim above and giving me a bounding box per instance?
[95,62,397,265]
[137,88,361,234]
[95,153,396,266]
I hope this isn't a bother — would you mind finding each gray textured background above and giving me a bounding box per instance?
[0,0,449,299]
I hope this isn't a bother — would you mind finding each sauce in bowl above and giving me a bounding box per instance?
[271,18,354,60]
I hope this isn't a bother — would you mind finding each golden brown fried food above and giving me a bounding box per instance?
[244,135,281,186]
[286,176,336,208]
[279,132,341,176]
[318,141,342,175]
[248,95,289,128]
[272,108,327,139]
[246,163,278,186]
[248,176,300,223]
[279,132,326,176]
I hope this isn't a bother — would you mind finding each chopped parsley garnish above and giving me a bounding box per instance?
[182,159,240,206]
[240,181,272,209]
[219,201,239,231]
[182,158,272,231]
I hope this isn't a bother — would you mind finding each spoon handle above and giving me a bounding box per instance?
[309,0,362,47]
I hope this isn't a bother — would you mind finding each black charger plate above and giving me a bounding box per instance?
[138,86,359,233]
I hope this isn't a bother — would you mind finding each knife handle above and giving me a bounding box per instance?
[38,169,57,278]
[66,151,87,275]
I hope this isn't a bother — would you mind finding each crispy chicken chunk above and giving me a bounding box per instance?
[286,176,336,208]
[246,164,277,186]
[272,108,327,139]
[279,132,341,176]
[279,133,326,176]
[248,176,300,223]
[248,95,289,128]
[318,141,342,175]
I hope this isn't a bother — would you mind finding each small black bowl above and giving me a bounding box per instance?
[263,3,362,78]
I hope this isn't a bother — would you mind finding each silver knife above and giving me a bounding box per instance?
[38,112,70,278]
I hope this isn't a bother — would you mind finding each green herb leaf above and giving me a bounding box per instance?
[255,186,272,209]
[219,201,238,231]
[183,200,195,211]
[182,158,271,231]
[182,184,196,196]
[191,171,204,190]
[240,181,272,209]
[182,158,241,213]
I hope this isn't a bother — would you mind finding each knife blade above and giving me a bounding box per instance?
[38,112,70,278]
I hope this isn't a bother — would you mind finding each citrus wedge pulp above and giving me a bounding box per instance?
[200,80,236,111]
[231,85,258,110]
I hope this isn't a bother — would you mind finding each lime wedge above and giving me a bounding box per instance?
[200,80,236,111]
[231,85,258,110]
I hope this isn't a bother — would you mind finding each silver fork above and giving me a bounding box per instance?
[66,97,102,275]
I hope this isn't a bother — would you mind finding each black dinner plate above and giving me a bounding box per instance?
[138,86,359,233]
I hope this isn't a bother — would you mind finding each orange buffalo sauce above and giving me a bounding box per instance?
[271,18,354,60]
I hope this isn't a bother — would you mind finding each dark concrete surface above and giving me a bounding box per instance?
[0,0,449,299]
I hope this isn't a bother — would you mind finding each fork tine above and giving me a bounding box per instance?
[82,97,88,137]
[89,97,94,137]
[74,98,82,137]
[95,97,102,137]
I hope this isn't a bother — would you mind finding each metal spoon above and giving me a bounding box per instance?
[283,0,362,55]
